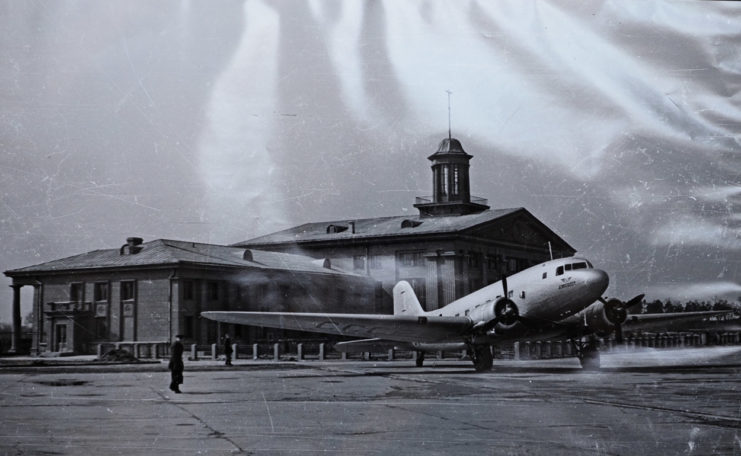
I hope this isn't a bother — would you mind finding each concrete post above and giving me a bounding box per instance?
[436,350,443,360]
[534,341,542,359]
[319,343,325,361]
[297,343,303,361]
[252,343,259,360]
[211,344,217,360]
[363,352,370,361]
[9,284,22,354]
[97,344,104,358]
[341,351,347,360]
[232,343,238,359]
[152,343,158,359]
[273,343,280,361]
[544,341,552,358]
[513,342,520,361]
[191,344,197,360]
[388,349,395,361]
[701,333,707,345]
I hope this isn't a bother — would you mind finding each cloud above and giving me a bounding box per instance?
[197,0,289,243]
[649,215,741,250]
[691,185,741,203]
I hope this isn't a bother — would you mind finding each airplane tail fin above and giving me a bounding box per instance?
[393,281,424,316]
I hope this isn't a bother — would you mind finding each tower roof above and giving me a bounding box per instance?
[428,137,472,160]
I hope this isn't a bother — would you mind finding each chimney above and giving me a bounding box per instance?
[120,237,144,255]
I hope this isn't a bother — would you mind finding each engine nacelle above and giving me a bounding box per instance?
[584,298,627,335]
[468,302,496,324]
[468,298,520,333]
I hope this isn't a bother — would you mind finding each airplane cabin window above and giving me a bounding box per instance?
[556,266,564,276]
[573,262,587,270]
[542,272,547,279]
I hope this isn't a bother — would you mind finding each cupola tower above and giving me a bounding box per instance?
[414,137,490,217]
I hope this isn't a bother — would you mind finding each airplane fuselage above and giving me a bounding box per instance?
[423,257,609,327]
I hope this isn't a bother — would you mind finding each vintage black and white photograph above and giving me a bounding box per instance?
[1,1,740,454]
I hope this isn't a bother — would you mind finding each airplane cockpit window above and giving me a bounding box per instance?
[573,262,587,270]
[587,261,593,268]
[556,266,564,276]
[565,264,572,271]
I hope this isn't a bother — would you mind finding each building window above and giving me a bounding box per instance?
[468,253,481,268]
[441,165,449,196]
[95,319,108,339]
[353,255,366,271]
[369,255,382,269]
[121,281,135,301]
[183,315,194,338]
[279,284,290,299]
[94,282,109,301]
[208,282,219,301]
[183,280,194,300]
[398,251,424,267]
[70,283,83,302]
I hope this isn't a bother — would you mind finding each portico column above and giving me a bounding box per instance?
[9,284,22,354]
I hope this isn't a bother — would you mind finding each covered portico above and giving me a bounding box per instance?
[7,279,42,355]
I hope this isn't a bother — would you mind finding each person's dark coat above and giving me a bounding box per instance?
[169,339,184,392]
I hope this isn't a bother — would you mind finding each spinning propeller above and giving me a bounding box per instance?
[598,294,644,343]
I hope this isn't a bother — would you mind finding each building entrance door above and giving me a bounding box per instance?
[55,324,67,352]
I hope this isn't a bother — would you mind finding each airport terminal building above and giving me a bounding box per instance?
[4,137,574,355]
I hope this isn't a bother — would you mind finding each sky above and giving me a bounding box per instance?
[1,0,740,322]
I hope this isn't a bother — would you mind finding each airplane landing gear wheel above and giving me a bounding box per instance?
[578,347,600,370]
[471,345,493,372]
[415,351,425,367]
[574,335,601,370]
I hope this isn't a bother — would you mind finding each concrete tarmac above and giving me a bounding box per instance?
[1,348,740,455]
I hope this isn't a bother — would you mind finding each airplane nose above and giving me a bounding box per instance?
[586,269,609,295]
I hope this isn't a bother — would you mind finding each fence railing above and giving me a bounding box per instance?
[96,331,741,361]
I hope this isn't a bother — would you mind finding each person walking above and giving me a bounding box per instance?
[223,334,233,366]
[168,335,184,393]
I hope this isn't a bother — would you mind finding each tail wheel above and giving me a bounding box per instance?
[471,345,493,372]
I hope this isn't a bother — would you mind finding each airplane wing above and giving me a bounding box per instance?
[201,311,473,343]
[623,310,737,332]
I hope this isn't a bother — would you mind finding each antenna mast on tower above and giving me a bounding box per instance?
[446,90,452,140]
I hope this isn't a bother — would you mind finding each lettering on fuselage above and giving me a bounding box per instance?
[558,281,576,290]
